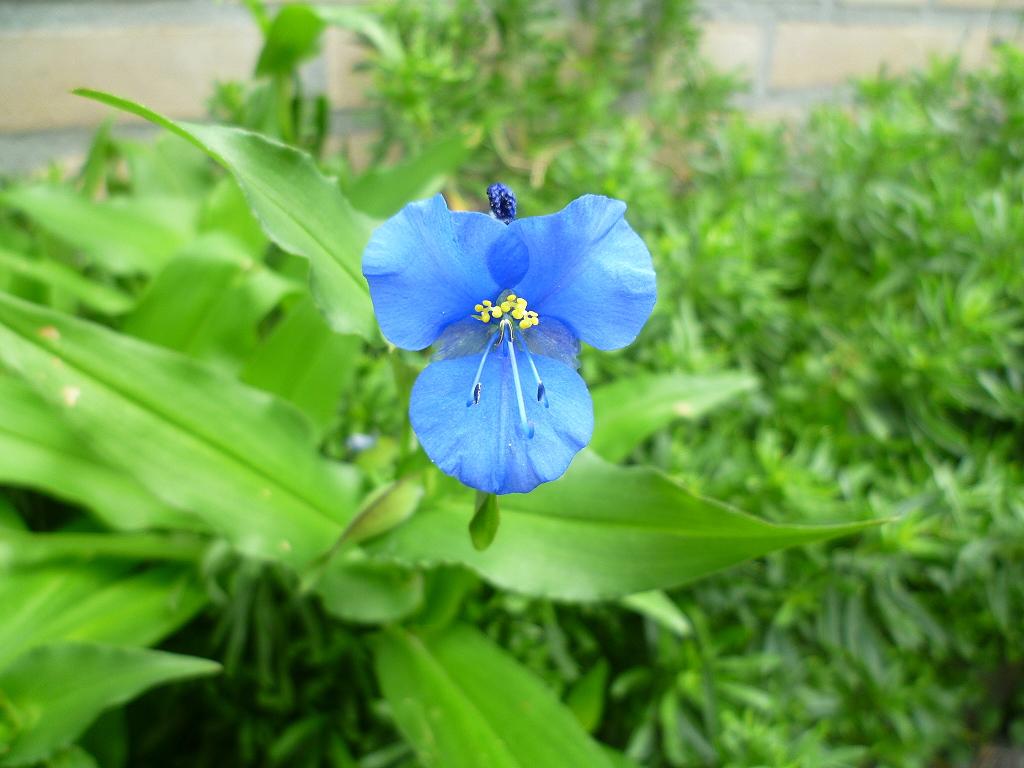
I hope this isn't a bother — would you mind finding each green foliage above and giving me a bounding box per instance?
[1,1,1021,766]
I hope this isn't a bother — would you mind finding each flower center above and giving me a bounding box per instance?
[465,295,549,437]
[472,293,540,330]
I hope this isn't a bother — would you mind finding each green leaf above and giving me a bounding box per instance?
[336,478,424,549]
[0,642,218,766]
[591,371,758,462]
[0,561,205,671]
[315,557,423,625]
[0,530,205,568]
[0,186,197,276]
[241,296,359,434]
[74,89,377,339]
[620,591,693,638]
[469,492,499,552]
[256,5,326,77]
[0,375,189,532]
[0,293,360,567]
[368,451,879,600]
[373,625,615,768]
[314,5,405,64]
[123,234,299,370]
[0,247,133,316]
[345,133,474,219]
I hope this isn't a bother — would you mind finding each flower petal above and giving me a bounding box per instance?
[409,347,593,494]
[511,195,656,350]
[451,212,528,290]
[362,195,499,350]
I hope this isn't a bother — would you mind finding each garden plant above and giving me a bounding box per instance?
[0,2,1021,767]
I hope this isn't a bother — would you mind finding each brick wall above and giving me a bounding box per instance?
[1,0,1021,172]
[699,0,1024,117]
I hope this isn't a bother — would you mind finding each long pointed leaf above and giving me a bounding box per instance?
[368,451,880,600]
[374,625,614,768]
[0,643,218,766]
[0,293,359,567]
[74,89,376,339]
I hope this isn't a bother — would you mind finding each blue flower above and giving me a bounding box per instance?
[362,185,656,495]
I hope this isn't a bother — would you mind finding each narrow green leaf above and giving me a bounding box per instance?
[0,186,197,276]
[314,5,405,64]
[74,89,376,339]
[0,293,360,567]
[0,642,218,766]
[592,371,758,462]
[0,530,205,568]
[0,375,189,532]
[620,591,693,638]
[0,561,205,671]
[469,492,500,552]
[0,247,133,315]
[374,625,615,768]
[368,451,880,600]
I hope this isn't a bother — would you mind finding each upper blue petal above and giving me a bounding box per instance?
[362,195,502,350]
[510,195,656,351]
[409,347,593,495]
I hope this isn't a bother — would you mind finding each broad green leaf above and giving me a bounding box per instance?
[75,89,376,339]
[123,234,299,370]
[591,371,758,462]
[241,296,359,434]
[0,375,189,532]
[0,186,197,275]
[374,625,615,768]
[0,293,360,567]
[0,642,218,766]
[315,556,423,624]
[369,451,878,600]
[0,247,133,315]
[0,561,205,670]
[345,133,474,219]
[256,5,325,76]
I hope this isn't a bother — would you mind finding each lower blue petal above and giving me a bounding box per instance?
[409,348,593,495]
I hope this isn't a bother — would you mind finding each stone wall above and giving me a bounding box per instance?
[1,0,1021,171]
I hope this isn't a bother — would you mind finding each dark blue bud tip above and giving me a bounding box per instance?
[487,183,517,224]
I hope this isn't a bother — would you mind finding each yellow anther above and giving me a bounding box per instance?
[472,294,539,328]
